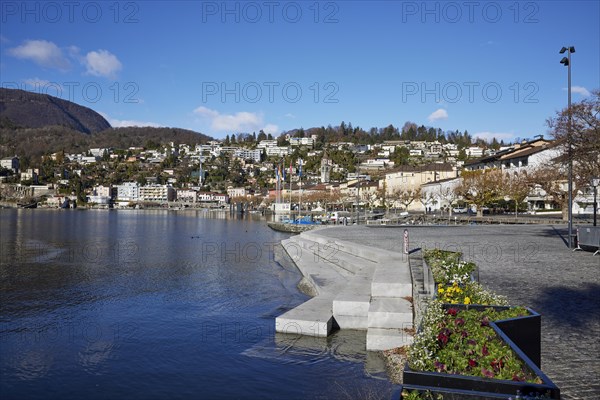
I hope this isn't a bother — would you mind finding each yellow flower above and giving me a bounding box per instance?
[438,287,445,294]
[464,297,471,305]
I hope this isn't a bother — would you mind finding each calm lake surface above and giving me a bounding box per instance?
[0,209,394,399]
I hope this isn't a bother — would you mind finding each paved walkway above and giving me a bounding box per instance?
[314,224,600,400]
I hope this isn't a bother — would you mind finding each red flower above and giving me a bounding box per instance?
[447,308,458,316]
[480,316,490,327]
[482,345,489,356]
[512,374,525,382]
[491,358,504,372]
[481,367,494,378]
[468,359,478,368]
[434,361,446,372]
[437,332,449,345]
[454,317,465,326]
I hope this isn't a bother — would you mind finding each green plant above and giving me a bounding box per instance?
[408,302,541,383]
[425,249,507,306]
[423,249,475,286]
[401,389,443,400]
[437,281,508,306]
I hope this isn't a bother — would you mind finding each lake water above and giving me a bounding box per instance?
[0,209,395,399]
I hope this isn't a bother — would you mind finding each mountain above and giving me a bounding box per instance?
[0,88,213,161]
[0,88,111,133]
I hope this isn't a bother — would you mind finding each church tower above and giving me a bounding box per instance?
[320,151,331,183]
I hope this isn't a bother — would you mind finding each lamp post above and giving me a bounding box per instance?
[592,177,599,227]
[560,46,575,247]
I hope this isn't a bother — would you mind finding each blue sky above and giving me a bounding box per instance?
[1,1,598,141]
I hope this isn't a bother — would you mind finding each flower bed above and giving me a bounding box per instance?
[399,249,559,399]
[422,249,504,306]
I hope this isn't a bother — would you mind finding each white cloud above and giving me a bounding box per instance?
[193,106,277,134]
[284,113,296,119]
[473,131,516,142]
[427,108,448,122]
[8,40,70,70]
[23,77,54,88]
[565,86,591,97]
[99,112,162,128]
[84,50,122,78]
[109,119,162,128]
[193,106,219,119]
[263,124,279,135]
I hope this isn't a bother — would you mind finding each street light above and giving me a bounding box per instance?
[592,177,599,227]
[560,45,575,247]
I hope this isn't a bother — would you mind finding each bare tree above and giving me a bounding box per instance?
[529,168,570,221]
[420,191,436,214]
[437,184,457,221]
[500,172,532,220]
[396,187,421,211]
[547,89,600,187]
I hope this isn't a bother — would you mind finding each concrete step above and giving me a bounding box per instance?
[366,327,414,351]
[282,240,350,296]
[301,231,389,262]
[285,236,371,276]
[367,297,413,329]
[333,315,369,330]
[371,260,412,298]
[275,295,337,338]
[332,270,376,330]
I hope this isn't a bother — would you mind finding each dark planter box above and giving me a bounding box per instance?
[396,383,526,400]
[402,305,559,399]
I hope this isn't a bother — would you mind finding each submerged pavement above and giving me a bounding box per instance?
[315,224,599,400]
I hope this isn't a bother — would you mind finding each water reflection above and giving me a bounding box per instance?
[0,209,394,399]
[78,340,114,375]
[14,349,54,381]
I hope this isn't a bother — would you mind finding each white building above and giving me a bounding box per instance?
[234,148,261,163]
[360,159,394,169]
[227,187,246,198]
[197,192,229,204]
[1,157,19,172]
[257,140,278,149]
[289,137,314,147]
[266,146,290,157]
[420,177,461,213]
[93,185,114,198]
[139,185,175,202]
[89,148,110,157]
[176,189,198,203]
[20,168,39,183]
[466,147,485,158]
[116,182,140,202]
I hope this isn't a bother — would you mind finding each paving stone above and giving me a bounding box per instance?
[316,224,600,399]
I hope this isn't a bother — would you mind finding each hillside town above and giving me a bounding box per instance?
[0,131,597,219]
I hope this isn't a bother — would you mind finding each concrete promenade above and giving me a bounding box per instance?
[315,224,599,400]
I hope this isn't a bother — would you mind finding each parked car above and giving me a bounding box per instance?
[329,211,352,223]
[453,207,468,213]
